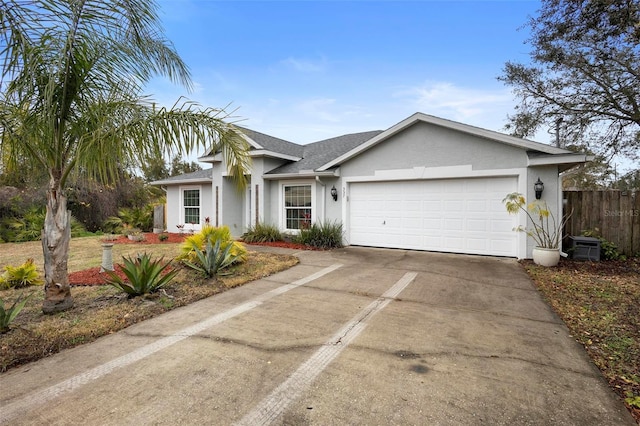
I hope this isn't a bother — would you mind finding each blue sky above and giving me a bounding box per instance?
[148,0,542,152]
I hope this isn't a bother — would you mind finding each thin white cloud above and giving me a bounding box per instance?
[281,56,327,72]
[297,98,341,122]
[394,81,514,132]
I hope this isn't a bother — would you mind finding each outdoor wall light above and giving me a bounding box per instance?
[331,185,338,201]
[534,177,544,200]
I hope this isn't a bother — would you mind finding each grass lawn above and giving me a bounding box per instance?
[0,236,298,372]
[524,258,640,423]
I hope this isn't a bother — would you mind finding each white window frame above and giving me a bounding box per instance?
[281,181,315,232]
[180,185,202,228]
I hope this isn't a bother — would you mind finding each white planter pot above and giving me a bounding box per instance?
[532,247,560,267]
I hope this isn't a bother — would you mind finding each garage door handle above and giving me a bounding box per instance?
[382,220,385,225]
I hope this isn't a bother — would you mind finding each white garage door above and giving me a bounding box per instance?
[349,177,518,257]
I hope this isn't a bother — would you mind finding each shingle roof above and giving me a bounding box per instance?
[266,130,383,175]
[150,168,212,185]
[238,127,304,158]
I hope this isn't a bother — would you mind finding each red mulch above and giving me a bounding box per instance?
[69,265,127,286]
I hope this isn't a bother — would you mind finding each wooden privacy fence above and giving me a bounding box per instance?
[563,190,640,256]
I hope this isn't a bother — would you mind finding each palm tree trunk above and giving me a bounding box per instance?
[41,181,74,314]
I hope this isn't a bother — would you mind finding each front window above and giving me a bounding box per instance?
[284,184,312,230]
[183,188,200,224]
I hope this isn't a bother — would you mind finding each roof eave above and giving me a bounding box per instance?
[527,153,590,167]
[262,170,338,180]
[250,150,301,161]
[150,178,212,186]
[197,154,218,163]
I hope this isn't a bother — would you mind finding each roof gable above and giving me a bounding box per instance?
[238,126,305,158]
[318,113,576,171]
[266,130,382,175]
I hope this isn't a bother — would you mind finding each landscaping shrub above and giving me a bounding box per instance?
[105,205,154,233]
[0,208,87,243]
[242,223,283,243]
[182,238,241,278]
[0,293,31,333]
[179,225,247,264]
[581,229,626,261]
[293,221,343,249]
[0,259,43,289]
[105,253,178,297]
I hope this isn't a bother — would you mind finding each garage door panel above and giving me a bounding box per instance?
[467,219,487,232]
[349,177,518,257]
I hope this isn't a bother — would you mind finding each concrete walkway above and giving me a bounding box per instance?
[0,247,635,425]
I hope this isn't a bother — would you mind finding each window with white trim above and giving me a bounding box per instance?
[182,188,200,225]
[284,184,312,230]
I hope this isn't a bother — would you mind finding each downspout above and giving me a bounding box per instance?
[316,176,326,223]
[558,172,569,258]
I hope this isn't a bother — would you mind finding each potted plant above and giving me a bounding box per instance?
[503,192,570,266]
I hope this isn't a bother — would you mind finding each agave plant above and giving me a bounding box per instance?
[0,294,31,333]
[182,238,240,278]
[179,225,247,264]
[105,253,178,297]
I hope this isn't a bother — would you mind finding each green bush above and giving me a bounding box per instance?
[293,221,343,249]
[0,293,31,333]
[105,253,178,297]
[182,238,240,278]
[178,225,246,264]
[0,259,43,289]
[4,207,45,242]
[581,229,626,261]
[0,208,87,243]
[105,206,154,234]
[242,223,283,243]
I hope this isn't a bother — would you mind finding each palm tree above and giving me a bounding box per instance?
[0,0,250,313]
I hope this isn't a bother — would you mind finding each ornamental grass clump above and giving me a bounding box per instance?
[294,221,343,249]
[503,192,570,249]
[105,253,178,297]
[242,223,283,243]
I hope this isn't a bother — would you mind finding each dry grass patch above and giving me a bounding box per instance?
[0,250,298,373]
[1,236,182,273]
[524,258,640,423]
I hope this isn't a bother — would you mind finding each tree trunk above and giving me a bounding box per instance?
[42,184,74,314]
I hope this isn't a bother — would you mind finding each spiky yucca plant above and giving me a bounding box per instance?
[182,238,240,278]
[105,253,178,297]
[0,294,31,333]
[179,225,247,264]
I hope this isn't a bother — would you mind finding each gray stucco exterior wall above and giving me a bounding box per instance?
[222,177,244,237]
[340,122,527,177]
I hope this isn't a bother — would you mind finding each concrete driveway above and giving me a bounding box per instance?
[0,247,635,425]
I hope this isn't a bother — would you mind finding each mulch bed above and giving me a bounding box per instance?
[68,234,317,286]
[69,266,127,286]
